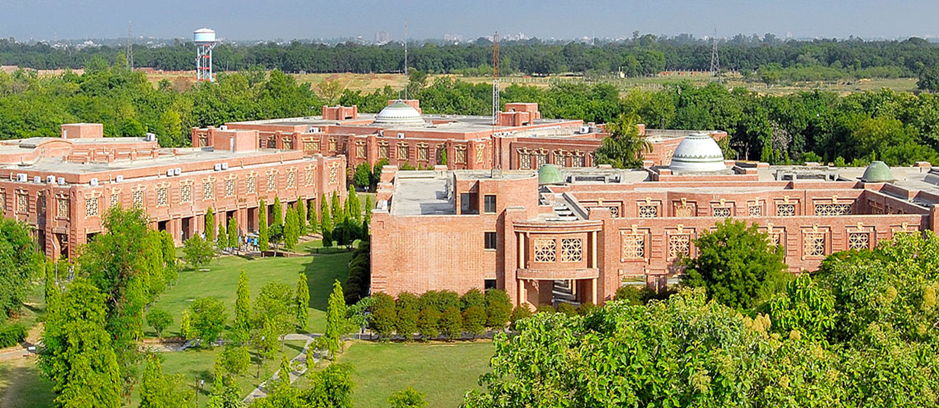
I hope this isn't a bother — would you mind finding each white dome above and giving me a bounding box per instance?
[669,133,726,172]
[372,101,425,127]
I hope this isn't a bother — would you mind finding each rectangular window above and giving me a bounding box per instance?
[455,147,467,164]
[304,140,320,152]
[572,154,585,167]
[622,233,646,260]
[133,190,145,208]
[804,232,826,257]
[533,238,556,263]
[286,171,296,189]
[668,234,691,259]
[418,145,429,162]
[748,205,763,216]
[476,145,485,164]
[202,181,214,201]
[518,151,531,169]
[848,232,869,250]
[329,166,339,184]
[484,232,497,250]
[0,191,5,213]
[560,238,583,262]
[553,152,566,167]
[712,207,731,217]
[534,152,547,168]
[111,191,120,207]
[225,179,236,197]
[356,143,366,159]
[484,195,497,213]
[378,143,389,159]
[157,187,169,206]
[283,137,293,150]
[57,197,70,218]
[814,203,852,216]
[328,138,337,152]
[179,185,191,204]
[305,169,315,186]
[246,176,257,195]
[484,279,497,290]
[397,144,408,160]
[638,204,658,218]
[267,174,276,191]
[777,203,796,216]
[16,192,27,214]
[85,197,98,217]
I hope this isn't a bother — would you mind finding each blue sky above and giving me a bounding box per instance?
[0,0,936,41]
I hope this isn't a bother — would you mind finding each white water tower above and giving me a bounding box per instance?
[194,28,219,82]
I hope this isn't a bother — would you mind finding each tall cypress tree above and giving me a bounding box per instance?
[296,273,309,332]
[308,199,319,234]
[297,200,307,235]
[320,194,333,235]
[272,197,283,228]
[331,191,342,225]
[284,207,300,251]
[205,207,215,242]
[234,270,250,343]
[324,280,346,358]
[218,220,228,250]
[259,200,269,253]
[364,195,373,225]
[227,216,238,250]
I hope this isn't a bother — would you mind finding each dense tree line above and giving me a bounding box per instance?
[5,36,939,81]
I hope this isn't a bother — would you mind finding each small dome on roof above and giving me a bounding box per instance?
[669,133,726,172]
[538,164,565,185]
[861,161,895,183]
[372,100,425,127]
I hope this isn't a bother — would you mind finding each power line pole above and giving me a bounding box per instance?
[492,30,500,125]
[404,22,409,100]
[126,21,133,70]
[710,27,721,83]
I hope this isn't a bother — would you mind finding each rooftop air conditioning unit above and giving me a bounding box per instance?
[145,133,157,142]
[33,176,41,184]
[219,125,227,130]
[174,168,182,176]
[47,175,56,184]
[221,163,229,170]
[167,169,174,177]
[16,174,26,182]
[378,130,384,137]
[580,126,590,134]
[115,175,124,182]
[57,177,65,185]
[397,133,405,139]
[90,178,99,186]
[214,164,222,171]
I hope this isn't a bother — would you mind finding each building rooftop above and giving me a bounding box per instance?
[391,173,454,216]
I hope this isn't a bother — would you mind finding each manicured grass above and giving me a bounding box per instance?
[0,358,55,408]
[128,340,307,407]
[325,341,495,408]
[149,251,351,337]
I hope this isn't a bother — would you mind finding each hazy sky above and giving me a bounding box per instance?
[1,0,937,41]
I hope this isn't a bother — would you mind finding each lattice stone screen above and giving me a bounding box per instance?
[533,239,556,263]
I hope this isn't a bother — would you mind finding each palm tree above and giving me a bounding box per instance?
[594,113,652,169]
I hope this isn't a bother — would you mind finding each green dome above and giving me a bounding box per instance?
[861,161,895,183]
[538,164,565,185]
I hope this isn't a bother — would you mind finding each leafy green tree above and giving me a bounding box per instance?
[484,290,512,329]
[296,273,310,332]
[218,220,229,250]
[593,113,651,169]
[228,216,238,251]
[39,280,121,407]
[324,280,347,358]
[346,185,361,222]
[207,360,242,408]
[140,353,195,408]
[183,235,214,268]
[320,193,333,237]
[259,200,270,252]
[369,292,397,339]
[205,207,216,242]
[253,281,295,337]
[179,310,192,340]
[272,197,283,228]
[395,292,420,340]
[255,317,279,375]
[190,297,227,346]
[284,207,300,251]
[681,219,789,311]
[462,306,487,338]
[44,260,58,308]
[364,195,373,225]
[440,306,463,341]
[0,219,42,321]
[353,163,371,189]
[306,363,355,408]
[234,271,251,343]
[766,274,836,341]
[221,344,251,377]
[388,386,428,408]
[146,308,173,338]
[918,64,939,93]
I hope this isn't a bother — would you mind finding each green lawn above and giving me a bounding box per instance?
[150,251,351,337]
[0,359,55,408]
[323,341,495,408]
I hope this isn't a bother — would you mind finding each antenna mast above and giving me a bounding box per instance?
[710,26,721,83]
[404,22,409,99]
[492,30,500,125]
[126,21,133,70]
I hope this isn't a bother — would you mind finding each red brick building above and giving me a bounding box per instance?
[192,100,726,175]
[370,134,939,308]
[0,123,346,259]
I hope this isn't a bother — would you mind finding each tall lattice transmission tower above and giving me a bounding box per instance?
[710,28,721,83]
[492,30,500,125]
[126,21,133,70]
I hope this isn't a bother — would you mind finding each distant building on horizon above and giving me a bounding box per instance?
[374,31,392,45]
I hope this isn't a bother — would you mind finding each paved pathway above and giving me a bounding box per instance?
[243,335,321,403]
